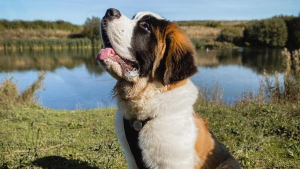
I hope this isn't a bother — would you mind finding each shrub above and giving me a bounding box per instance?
[191,38,206,49]
[205,21,222,28]
[217,27,242,45]
[243,18,288,47]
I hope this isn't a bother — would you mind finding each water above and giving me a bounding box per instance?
[0,48,284,110]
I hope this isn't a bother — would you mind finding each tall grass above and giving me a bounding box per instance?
[0,72,45,109]
[0,28,81,39]
[238,48,300,104]
[0,38,102,51]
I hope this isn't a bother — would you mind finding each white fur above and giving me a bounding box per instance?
[133,12,164,20]
[101,11,164,62]
[115,80,200,169]
[103,14,136,61]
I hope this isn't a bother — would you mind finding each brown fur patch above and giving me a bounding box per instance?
[162,22,198,85]
[152,29,167,78]
[193,114,241,169]
[193,114,215,169]
[162,79,187,92]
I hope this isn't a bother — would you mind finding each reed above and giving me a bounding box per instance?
[0,28,81,39]
[0,38,101,51]
[0,72,45,109]
[238,48,300,104]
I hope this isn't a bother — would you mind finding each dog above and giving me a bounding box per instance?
[97,8,241,169]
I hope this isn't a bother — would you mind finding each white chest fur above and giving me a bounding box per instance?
[115,80,199,169]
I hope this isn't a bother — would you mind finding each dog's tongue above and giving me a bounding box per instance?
[98,48,115,60]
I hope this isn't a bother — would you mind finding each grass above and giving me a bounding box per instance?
[0,91,299,168]
[0,105,126,169]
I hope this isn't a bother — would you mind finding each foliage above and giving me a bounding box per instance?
[243,18,288,47]
[272,15,300,49]
[217,27,242,45]
[82,17,101,43]
[0,19,81,31]
[285,17,300,49]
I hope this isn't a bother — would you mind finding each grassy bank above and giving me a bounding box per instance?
[0,105,125,169]
[0,99,299,168]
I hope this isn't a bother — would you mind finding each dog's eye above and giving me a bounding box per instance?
[140,22,150,32]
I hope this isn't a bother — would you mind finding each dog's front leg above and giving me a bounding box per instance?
[115,110,139,169]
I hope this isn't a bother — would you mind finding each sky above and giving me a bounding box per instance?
[1,0,299,25]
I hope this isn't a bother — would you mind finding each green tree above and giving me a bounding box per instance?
[243,18,288,47]
[82,16,101,45]
[285,17,300,48]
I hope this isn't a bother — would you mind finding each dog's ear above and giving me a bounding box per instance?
[161,22,198,86]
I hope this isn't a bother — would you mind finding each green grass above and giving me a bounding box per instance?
[0,105,126,169]
[195,102,300,168]
[0,101,299,168]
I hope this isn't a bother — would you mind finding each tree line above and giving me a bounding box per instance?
[1,14,300,49]
[243,15,300,48]
[218,14,300,48]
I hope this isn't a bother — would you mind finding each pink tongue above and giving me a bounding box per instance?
[98,48,115,60]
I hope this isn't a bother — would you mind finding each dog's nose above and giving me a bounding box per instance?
[104,8,121,20]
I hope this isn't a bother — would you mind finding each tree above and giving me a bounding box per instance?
[243,18,288,47]
[82,16,101,45]
[285,17,300,48]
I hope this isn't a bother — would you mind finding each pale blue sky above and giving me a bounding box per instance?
[1,0,299,25]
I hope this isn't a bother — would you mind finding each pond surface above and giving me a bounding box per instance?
[0,48,284,110]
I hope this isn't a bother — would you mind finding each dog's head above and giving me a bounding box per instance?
[97,8,197,87]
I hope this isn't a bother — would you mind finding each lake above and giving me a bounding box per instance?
[0,48,284,110]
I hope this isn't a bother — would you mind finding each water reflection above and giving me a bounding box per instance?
[0,48,284,109]
[0,48,283,75]
[0,49,104,75]
[195,48,283,74]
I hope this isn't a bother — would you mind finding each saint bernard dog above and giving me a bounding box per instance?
[97,8,240,169]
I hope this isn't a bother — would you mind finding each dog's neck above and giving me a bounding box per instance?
[114,78,198,120]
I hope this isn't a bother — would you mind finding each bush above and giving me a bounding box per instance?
[191,38,206,49]
[217,27,242,45]
[205,21,222,28]
[243,18,288,47]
